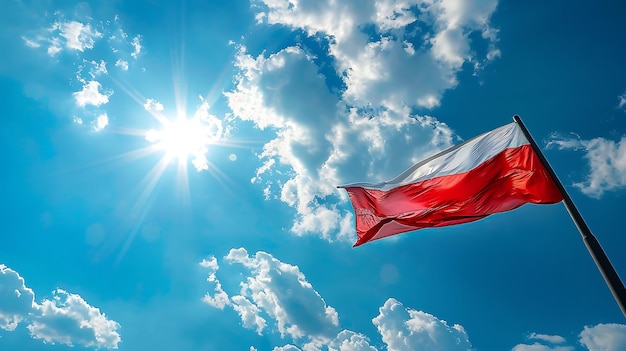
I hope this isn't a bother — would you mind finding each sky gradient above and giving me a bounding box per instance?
[2,1,626,350]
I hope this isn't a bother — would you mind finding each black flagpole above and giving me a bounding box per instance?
[513,115,626,317]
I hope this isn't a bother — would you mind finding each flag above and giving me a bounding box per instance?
[339,122,563,247]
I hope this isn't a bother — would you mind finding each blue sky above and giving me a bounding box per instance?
[1,0,626,350]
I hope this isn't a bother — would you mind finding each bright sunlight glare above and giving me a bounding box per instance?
[144,102,224,172]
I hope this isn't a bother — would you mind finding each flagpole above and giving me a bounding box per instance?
[513,115,626,317]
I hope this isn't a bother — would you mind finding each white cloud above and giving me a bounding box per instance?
[200,256,230,310]
[273,345,302,351]
[47,37,62,56]
[529,333,567,344]
[0,265,35,331]
[57,20,103,51]
[21,35,40,48]
[224,248,340,341]
[199,255,219,271]
[579,323,626,351]
[547,133,626,198]
[231,295,267,334]
[328,330,377,351]
[73,80,111,107]
[511,343,573,351]
[226,45,455,242]
[144,98,164,112]
[511,333,573,351]
[372,298,471,351]
[115,59,129,71]
[94,113,109,131]
[90,60,108,76]
[252,0,499,111]
[131,35,142,59]
[0,265,121,349]
[619,93,626,109]
[202,280,230,310]
[28,289,121,349]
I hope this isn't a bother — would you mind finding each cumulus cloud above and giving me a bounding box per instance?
[28,289,121,349]
[252,0,499,110]
[199,248,380,349]
[0,265,35,331]
[224,248,340,341]
[73,81,112,107]
[372,298,471,351]
[579,323,626,351]
[0,264,120,349]
[201,249,446,351]
[547,133,626,198]
[328,330,377,351]
[619,93,626,109]
[226,45,455,242]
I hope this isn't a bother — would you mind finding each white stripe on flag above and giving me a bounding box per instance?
[342,122,528,191]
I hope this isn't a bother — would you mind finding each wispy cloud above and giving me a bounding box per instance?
[512,332,573,351]
[56,20,103,52]
[529,333,567,344]
[547,133,626,198]
[21,35,40,48]
[131,35,142,59]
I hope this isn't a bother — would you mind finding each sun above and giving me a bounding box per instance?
[146,117,209,170]
[144,106,223,172]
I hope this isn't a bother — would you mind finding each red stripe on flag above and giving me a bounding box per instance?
[344,144,563,247]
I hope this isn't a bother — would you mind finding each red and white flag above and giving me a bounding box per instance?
[340,122,563,247]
